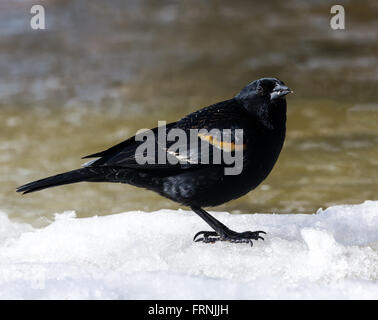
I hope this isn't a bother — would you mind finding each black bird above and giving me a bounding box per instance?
[17,78,292,245]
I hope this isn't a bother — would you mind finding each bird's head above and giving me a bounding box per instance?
[236,78,292,103]
[235,78,292,127]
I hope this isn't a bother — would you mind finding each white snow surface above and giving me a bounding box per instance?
[1,201,378,299]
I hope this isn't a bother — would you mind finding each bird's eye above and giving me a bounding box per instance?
[256,84,264,95]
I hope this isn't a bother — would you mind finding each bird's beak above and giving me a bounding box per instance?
[270,85,293,100]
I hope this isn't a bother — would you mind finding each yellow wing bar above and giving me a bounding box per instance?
[198,133,245,152]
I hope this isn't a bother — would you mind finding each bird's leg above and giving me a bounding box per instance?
[191,206,266,246]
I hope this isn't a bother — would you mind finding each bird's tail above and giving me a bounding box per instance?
[16,168,102,194]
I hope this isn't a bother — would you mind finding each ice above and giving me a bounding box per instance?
[0,201,378,299]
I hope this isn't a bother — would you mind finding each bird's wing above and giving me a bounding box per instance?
[84,99,251,171]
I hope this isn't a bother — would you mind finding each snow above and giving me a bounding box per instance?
[0,201,378,299]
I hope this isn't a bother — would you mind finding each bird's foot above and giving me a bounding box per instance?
[193,229,266,246]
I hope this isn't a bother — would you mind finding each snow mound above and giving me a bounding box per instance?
[1,201,378,299]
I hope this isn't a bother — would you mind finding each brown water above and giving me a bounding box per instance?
[1,0,377,226]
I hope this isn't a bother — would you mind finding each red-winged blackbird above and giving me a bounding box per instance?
[17,78,292,245]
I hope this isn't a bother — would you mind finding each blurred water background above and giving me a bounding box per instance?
[1,0,377,226]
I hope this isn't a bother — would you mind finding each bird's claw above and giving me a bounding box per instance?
[193,231,219,243]
[193,230,266,246]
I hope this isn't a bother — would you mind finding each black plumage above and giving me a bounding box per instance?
[17,78,292,245]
